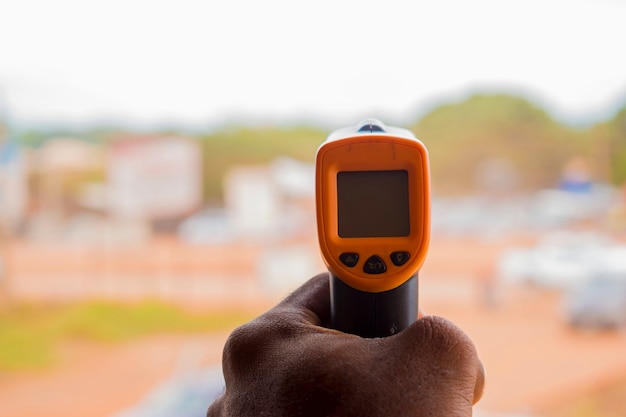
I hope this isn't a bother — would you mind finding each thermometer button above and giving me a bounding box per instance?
[390,251,411,266]
[363,255,387,274]
[339,253,359,267]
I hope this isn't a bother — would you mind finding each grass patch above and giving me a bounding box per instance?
[0,301,252,371]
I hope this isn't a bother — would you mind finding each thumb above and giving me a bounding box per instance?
[274,272,331,327]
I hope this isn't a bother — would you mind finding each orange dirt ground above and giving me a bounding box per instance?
[1,235,626,417]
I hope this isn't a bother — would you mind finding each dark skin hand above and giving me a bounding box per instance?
[207,273,485,417]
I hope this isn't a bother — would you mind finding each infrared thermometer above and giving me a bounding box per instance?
[315,119,431,338]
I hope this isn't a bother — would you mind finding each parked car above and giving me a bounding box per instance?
[497,230,622,289]
[564,275,626,329]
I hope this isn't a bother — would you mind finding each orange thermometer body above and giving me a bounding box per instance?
[315,119,431,337]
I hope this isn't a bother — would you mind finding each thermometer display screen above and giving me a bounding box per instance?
[337,170,410,238]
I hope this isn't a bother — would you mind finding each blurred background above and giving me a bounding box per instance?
[1,1,626,416]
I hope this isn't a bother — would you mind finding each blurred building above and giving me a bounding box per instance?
[107,135,203,229]
[35,137,101,215]
[222,157,315,240]
[222,157,320,294]
[24,137,104,242]
[0,123,27,233]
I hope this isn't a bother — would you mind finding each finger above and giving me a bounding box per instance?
[473,360,486,404]
[275,272,331,326]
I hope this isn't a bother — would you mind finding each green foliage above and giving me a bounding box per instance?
[411,94,590,193]
[607,105,626,184]
[199,126,326,201]
[10,94,626,199]
[0,305,57,370]
[55,301,248,341]
[0,301,252,371]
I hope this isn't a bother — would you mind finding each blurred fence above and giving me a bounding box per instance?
[1,237,321,309]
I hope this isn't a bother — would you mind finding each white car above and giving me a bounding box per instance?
[498,230,621,289]
[564,276,626,329]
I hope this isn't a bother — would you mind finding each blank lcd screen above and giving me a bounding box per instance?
[337,170,410,238]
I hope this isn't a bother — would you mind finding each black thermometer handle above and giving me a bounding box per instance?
[330,274,418,338]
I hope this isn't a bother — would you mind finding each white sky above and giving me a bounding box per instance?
[1,0,625,128]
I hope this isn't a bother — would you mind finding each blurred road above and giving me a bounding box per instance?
[1,235,626,416]
[0,333,230,417]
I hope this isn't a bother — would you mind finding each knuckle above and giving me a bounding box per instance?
[221,312,297,374]
[414,316,478,362]
[221,321,268,374]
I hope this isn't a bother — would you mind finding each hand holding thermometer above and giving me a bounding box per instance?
[315,119,431,338]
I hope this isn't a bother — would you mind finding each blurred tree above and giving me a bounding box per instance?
[410,94,586,194]
[606,105,626,185]
[199,126,325,202]
[10,94,625,204]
